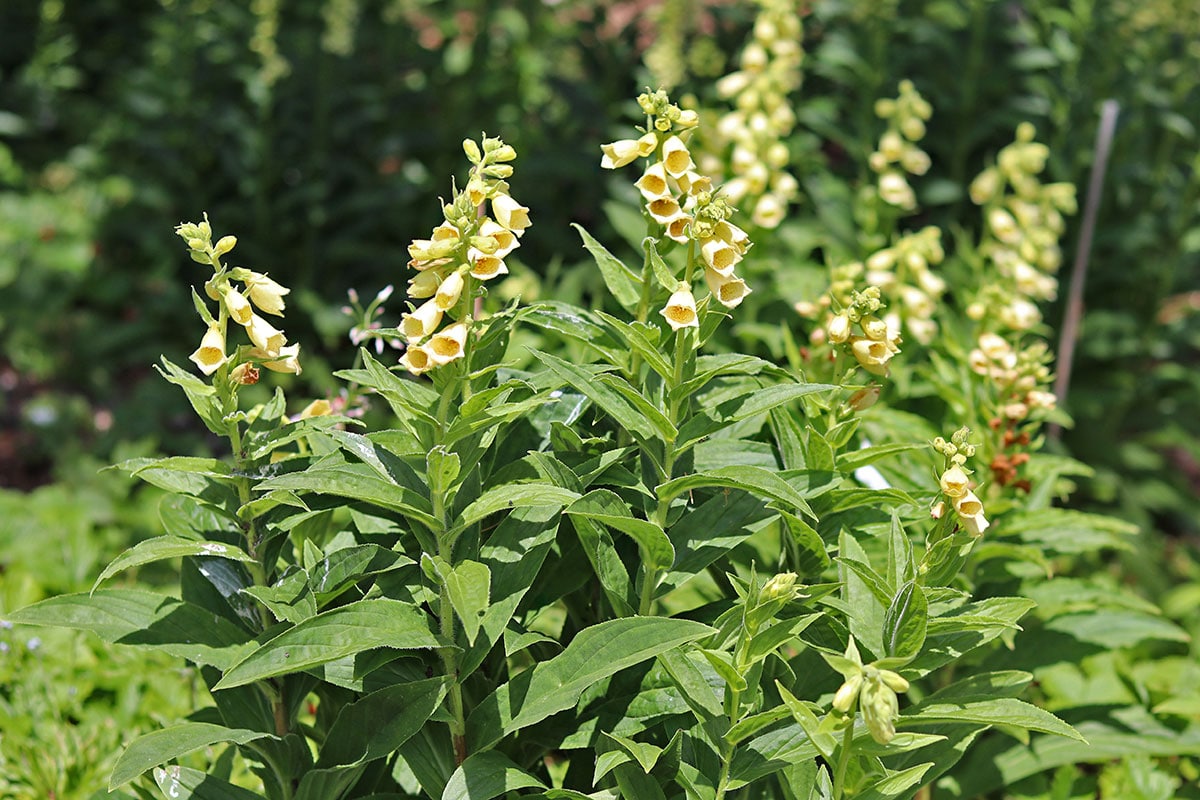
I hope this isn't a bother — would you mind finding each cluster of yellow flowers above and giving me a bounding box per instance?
[177,216,299,382]
[823,286,903,377]
[861,225,946,345]
[826,637,909,745]
[399,137,529,375]
[870,80,933,210]
[967,123,1077,331]
[602,90,754,324]
[695,0,803,229]
[933,427,989,536]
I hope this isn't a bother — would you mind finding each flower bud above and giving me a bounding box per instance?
[827,314,851,344]
[462,138,482,163]
[213,235,237,257]
[832,673,863,713]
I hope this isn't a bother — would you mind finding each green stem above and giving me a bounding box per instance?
[832,719,856,800]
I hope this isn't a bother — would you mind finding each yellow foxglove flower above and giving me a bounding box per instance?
[468,248,508,281]
[661,135,694,177]
[751,193,786,229]
[939,465,970,498]
[245,273,290,316]
[879,171,916,208]
[399,345,434,375]
[224,287,254,325]
[960,510,990,537]
[704,267,752,309]
[827,314,851,344]
[427,322,468,365]
[477,219,519,257]
[435,270,465,310]
[635,162,671,200]
[401,298,443,342]
[245,313,287,356]
[665,214,692,244]
[701,238,742,276]
[491,194,531,235]
[408,269,443,299]
[851,337,894,376]
[953,490,984,519]
[298,399,332,419]
[251,343,302,375]
[647,196,682,225]
[600,138,644,170]
[189,325,227,376]
[660,284,699,331]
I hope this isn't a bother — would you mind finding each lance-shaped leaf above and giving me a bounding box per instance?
[93,536,255,592]
[155,357,227,436]
[900,697,1085,741]
[214,598,440,689]
[566,490,675,570]
[532,350,659,443]
[451,483,579,535]
[467,617,714,750]
[6,589,252,669]
[574,222,641,313]
[595,309,673,380]
[882,580,928,660]
[316,678,445,767]
[256,462,439,533]
[443,751,547,800]
[676,383,836,448]
[111,723,273,788]
[656,465,815,520]
[153,765,264,799]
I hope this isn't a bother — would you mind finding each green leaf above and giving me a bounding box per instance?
[110,723,272,788]
[566,490,675,570]
[446,560,491,646]
[882,581,928,660]
[452,482,579,533]
[853,763,933,800]
[677,383,836,448]
[574,223,641,313]
[657,465,815,519]
[596,373,678,443]
[901,698,1084,741]
[781,510,830,576]
[533,350,658,442]
[316,679,445,767]
[93,536,254,591]
[214,598,440,689]
[443,751,547,800]
[595,310,674,380]
[153,765,264,800]
[836,442,924,472]
[467,617,714,750]
[7,589,252,669]
[657,649,724,720]
[155,357,226,436]
[726,707,793,746]
[257,462,439,533]
[645,237,678,291]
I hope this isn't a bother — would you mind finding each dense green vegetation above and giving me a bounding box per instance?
[1,1,1197,798]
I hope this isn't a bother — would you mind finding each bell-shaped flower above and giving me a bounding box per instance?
[189,325,227,376]
[245,273,290,316]
[939,465,971,498]
[660,284,699,331]
[701,237,742,276]
[399,344,434,375]
[704,267,751,309]
[427,322,468,365]
[477,220,518,257]
[600,133,656,169]
[635,162,671,200]
[468,248,508,281]
[435,270,466,310]
[407,269,443,299]
[251,343,302,375]
[224,287,254,325]
[245,313,287,356]
[491,194,531,235]
[664,214,692,244]
[851,336,895,376]
[661,136,694,177]
[827,314,851,344]
[751,193,787,229]
[297,399,332,420]
[401,298,444,343]
[647,196,683,225]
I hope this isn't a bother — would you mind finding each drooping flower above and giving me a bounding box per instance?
[660,285,699,331]
[189,326,227,376]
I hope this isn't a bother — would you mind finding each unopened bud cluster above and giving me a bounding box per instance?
[602,90,754,326]
[824,287,902,377]
[176,215,300,380]
[862,225,946,345]
[399,137,528,375]
[932,427,989,536]
[969,332,1057,489]
[870,80,933,210]
[825,638,909,745]
[967,123,1077,331]
[696,0,803,229]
